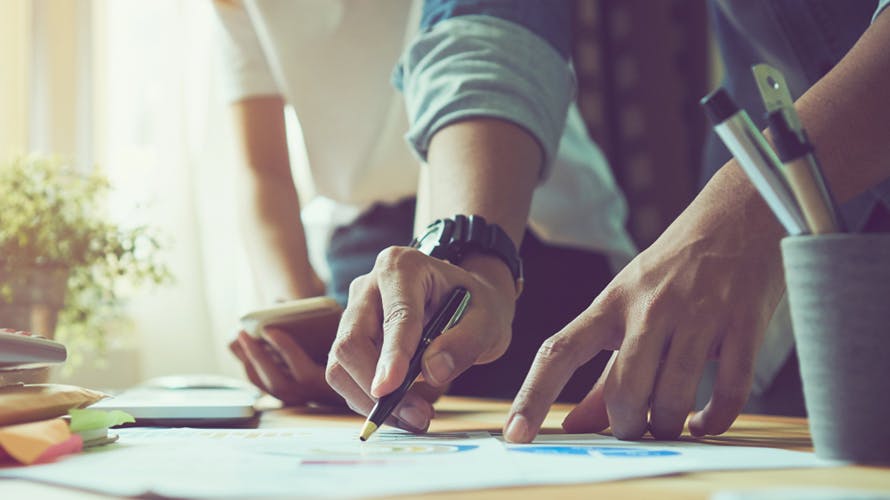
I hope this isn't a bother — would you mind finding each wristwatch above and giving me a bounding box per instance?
[410,215,524,297]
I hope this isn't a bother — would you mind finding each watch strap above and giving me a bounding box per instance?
[411,215,524,295]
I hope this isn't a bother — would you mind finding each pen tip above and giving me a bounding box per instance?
[359,421,378,442]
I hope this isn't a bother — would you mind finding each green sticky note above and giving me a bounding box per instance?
[68,408,135,433]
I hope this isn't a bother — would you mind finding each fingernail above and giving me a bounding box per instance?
[371,364,387,391]
[505,414,529,443]
[397,405,429,431]
[425,351,454,385]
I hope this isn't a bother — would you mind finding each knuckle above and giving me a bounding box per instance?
[330,336,355,365]
[374,246,416,271]
[324,360,347,388]
[347,274,369,298]
[382,302,417,332]
[536,334,578,365]
[345,400,363,416]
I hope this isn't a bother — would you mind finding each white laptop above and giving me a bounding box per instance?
[91,374,259,427]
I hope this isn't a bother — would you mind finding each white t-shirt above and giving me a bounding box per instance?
[211,0,636,272]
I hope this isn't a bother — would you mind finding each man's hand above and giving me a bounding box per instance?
[325,246,516,432]
[504,166,787,442]
[230,327,344,407]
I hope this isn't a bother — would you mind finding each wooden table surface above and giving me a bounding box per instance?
[5,396,890,499]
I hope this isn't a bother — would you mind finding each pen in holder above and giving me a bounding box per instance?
[782,234,890,463]
[702,66,889,462]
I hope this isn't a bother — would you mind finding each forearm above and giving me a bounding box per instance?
[421,118,539,292]
[230,97,321,302]
[689,11,890,253]
[236,172,320,301]
[794,9,890,204]
[398,3,574,288]
[423,118,539,246]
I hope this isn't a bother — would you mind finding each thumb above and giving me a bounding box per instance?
[423,306,511,387]
[420,301,504,387]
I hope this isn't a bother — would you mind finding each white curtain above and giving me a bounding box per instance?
[8,0,321,389]
[4,0,275,388]
[94,0,264,386]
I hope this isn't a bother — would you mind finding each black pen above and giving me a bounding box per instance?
[359,287,471,441]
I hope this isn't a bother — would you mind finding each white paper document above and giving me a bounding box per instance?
[0,427,830,498]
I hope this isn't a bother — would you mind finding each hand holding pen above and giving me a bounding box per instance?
[360,287,471,440]
[326,247,515,435]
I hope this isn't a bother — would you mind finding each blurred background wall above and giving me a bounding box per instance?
[573,0,712,248]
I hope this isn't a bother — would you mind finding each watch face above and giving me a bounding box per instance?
[412,220,448,257]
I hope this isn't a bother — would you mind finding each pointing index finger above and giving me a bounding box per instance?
[504,313,614,443]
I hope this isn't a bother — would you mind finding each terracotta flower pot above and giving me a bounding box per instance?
[0,264,69,384]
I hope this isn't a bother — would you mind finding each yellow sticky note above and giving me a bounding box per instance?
[0,418,76,464]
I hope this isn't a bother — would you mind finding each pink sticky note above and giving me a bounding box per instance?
[0,418,82,465]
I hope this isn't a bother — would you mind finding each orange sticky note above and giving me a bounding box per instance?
[0,418,82,465]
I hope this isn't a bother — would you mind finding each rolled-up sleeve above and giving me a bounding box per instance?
[394,0,575,177]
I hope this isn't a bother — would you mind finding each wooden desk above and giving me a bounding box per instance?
[5,397,890,499]
[265,396,890,499]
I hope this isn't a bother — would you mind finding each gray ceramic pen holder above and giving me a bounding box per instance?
[782,234,890,463]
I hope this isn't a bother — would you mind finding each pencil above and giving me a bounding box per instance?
[359,287,471,441]
[767,109,844,234]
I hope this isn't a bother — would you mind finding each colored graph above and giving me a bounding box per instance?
[508,445,680,458]
[307,443,479,456]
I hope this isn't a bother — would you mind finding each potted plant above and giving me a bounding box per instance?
[0,154,172,378]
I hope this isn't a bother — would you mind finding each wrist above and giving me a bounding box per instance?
[283,270,325,300]
[691,163,786,249]
[411,215,524,297]
[460,253,519,300]
[720,164,786,247]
